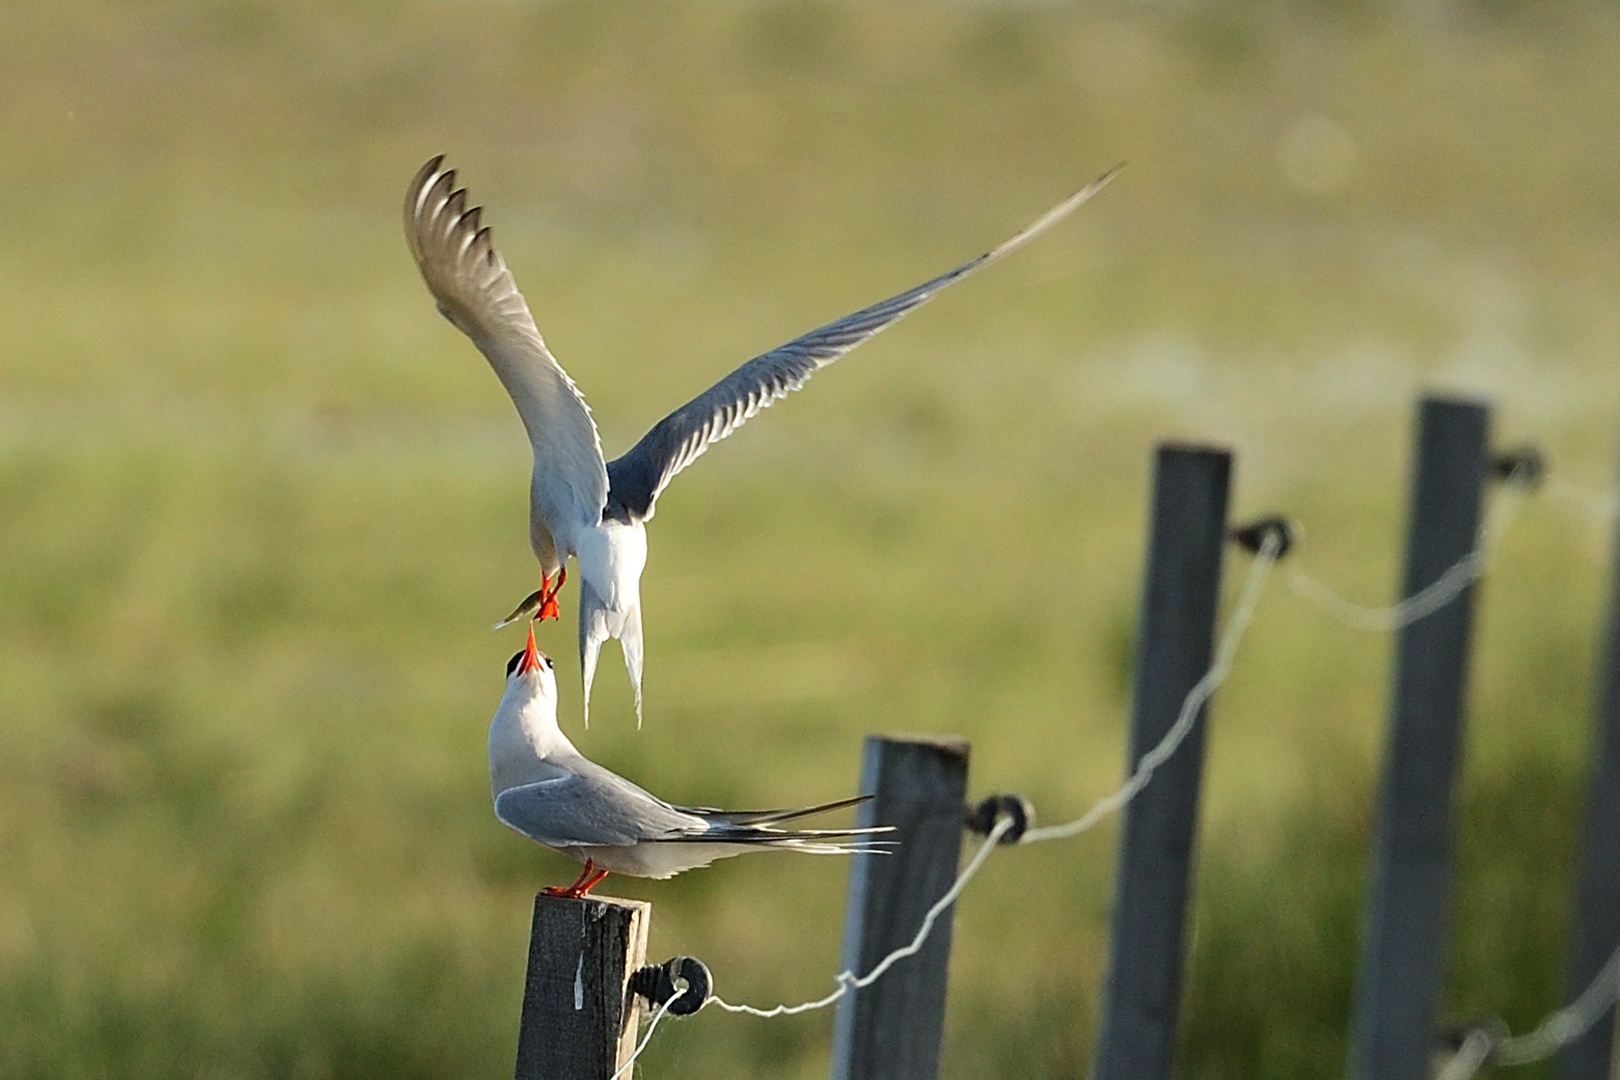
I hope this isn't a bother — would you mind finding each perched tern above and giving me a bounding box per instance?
[489,625,889,897]
[406,156,1122,724]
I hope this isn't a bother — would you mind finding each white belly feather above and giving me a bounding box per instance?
[572,519,647,613]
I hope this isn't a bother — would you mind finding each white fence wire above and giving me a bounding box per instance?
[1283,458,1530,632]
[1436,945,1620,1080]
[1020,524,1282,843]
[610,471,1619,1080]
[705,525,1283,1028]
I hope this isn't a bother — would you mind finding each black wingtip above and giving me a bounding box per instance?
[740,792,874,825]
[684,792,875,827]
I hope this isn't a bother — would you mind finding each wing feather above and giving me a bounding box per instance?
[672,792,873,826]
[494,767,702,849]
[405,157,608,532]
[605,164,1124,521]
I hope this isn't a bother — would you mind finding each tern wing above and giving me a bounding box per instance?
[494,763,704,849]
[673,792,874,827]
[604,164,1123,522]
[406,157,609,530]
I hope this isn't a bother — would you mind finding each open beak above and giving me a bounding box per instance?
[520,623,544,676]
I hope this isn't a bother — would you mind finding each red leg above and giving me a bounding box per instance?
[535,567,567,622]
[542,858,597,897]
[574,865,610,897]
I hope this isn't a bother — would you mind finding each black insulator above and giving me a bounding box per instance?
[1228,516,1297,559]
[1491,446,1546,489]
[629,955,712,1016]
[965,793,1034,845]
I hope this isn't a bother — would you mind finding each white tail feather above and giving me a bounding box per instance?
[578,585,644,728]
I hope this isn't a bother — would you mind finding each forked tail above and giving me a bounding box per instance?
[578,584,645,727]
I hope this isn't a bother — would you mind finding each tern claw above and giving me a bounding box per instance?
[535,568,566,622]
[542,859,610,899]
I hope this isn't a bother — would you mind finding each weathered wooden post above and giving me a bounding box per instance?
[830,735,971,1080]
[1091,443,1232,1080]
[1560,428,1620,1080]
[514,893,650,1080]
[1350,396,1490,1080]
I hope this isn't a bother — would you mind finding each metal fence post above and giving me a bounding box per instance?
[1350,395,1491,1080]
[1091,443,1233,1080]
[1559,423,1620,1080]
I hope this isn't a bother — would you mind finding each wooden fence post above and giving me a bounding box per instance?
[1559,425,1620,1080]
[514,892,650,1080]
[1091,443,1232,1080]
[1350,395,1490,1080]
[829,735,971,1080]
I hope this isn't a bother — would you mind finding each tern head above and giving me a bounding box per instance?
[504,624,557,697]
[491,623,571,794]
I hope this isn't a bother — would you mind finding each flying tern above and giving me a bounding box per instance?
[406,156,1122,725]
[489,625,889,897]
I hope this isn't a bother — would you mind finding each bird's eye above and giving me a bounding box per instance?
[505,650,526,676]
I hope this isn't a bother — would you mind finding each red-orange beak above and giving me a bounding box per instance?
[520,623,543,676]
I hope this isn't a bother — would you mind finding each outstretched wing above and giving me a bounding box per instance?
[405,157,609,531]
[604,164,1124,522]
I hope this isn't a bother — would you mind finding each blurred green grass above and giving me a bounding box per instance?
[4,1,1620,1077]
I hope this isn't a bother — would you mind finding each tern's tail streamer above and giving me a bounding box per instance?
[578,586,644,728]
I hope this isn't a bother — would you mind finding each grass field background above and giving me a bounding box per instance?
[4,2,1620,1077]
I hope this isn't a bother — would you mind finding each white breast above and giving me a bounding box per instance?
[487,677,575,798]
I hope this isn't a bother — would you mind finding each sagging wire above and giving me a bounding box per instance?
[709,522,1287,1016]
[629,451,1573,1065]
[1021,522,1283,843]
[706,815,1014,1018]
[1435,944,1620,1080]
[1285,452,1538,632]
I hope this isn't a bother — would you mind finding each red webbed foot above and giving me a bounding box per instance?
[542,858,610,899]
